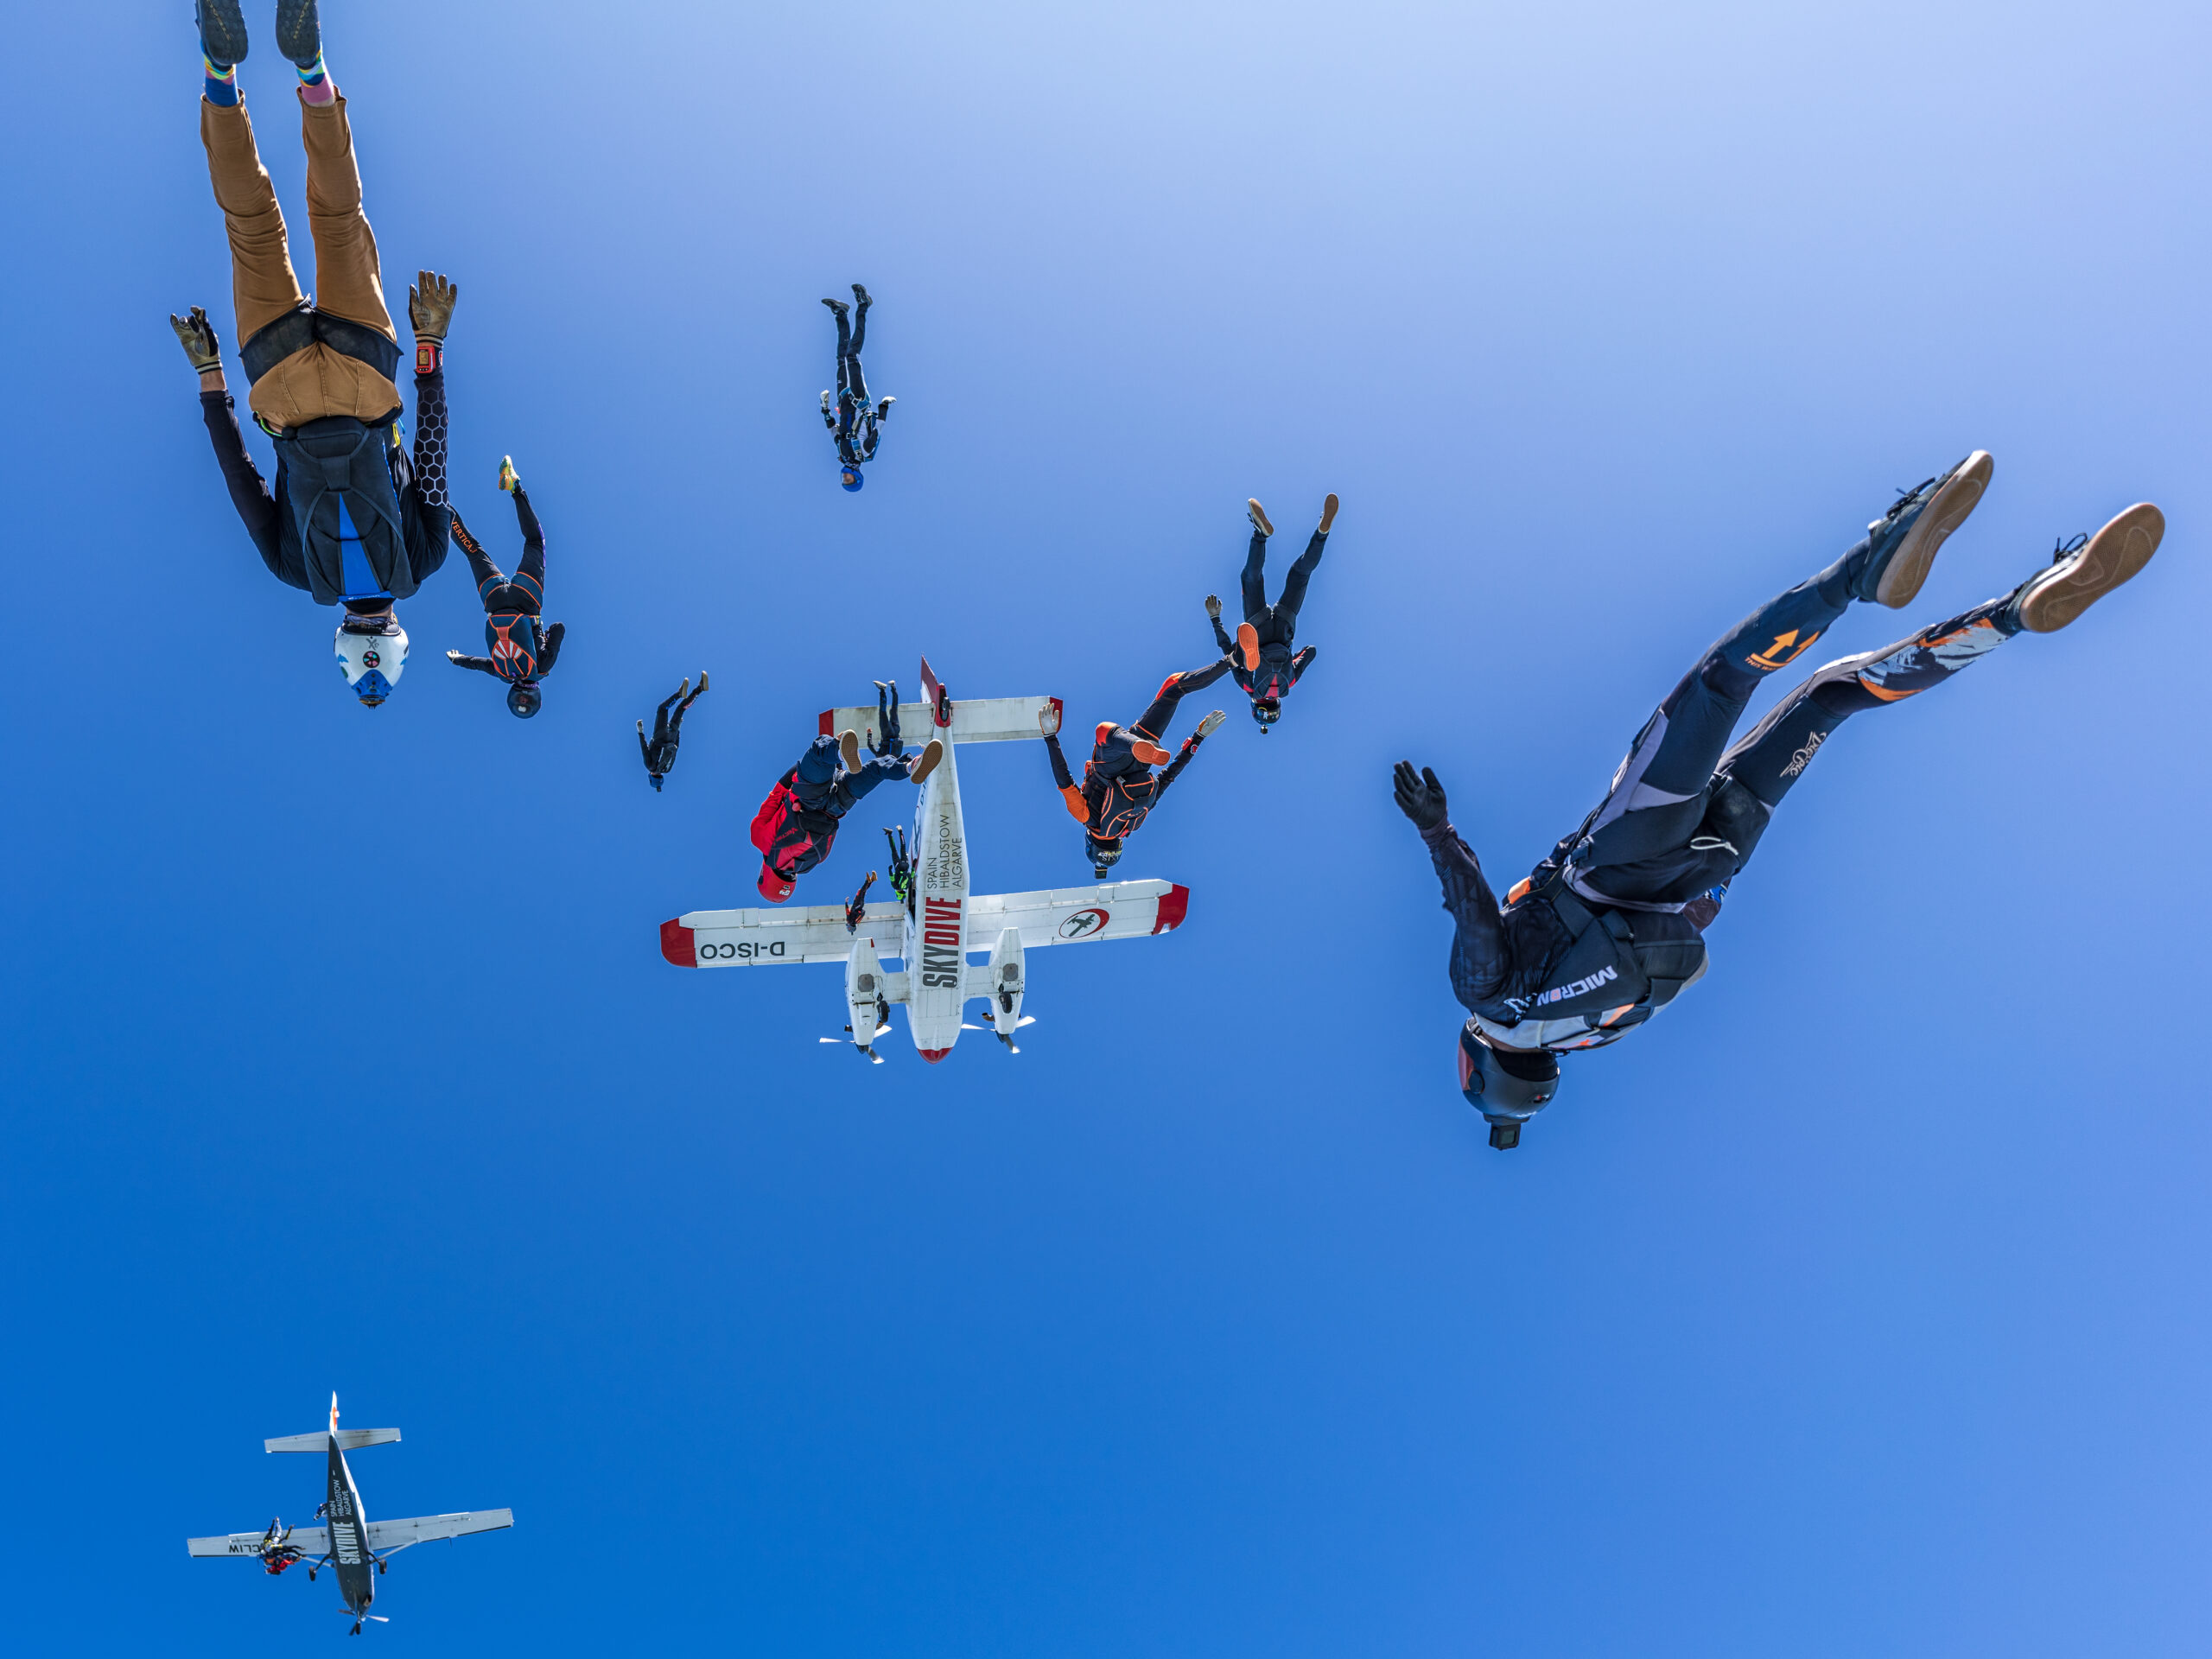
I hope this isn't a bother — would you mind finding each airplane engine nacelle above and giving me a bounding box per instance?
[987,926,1025,1039]
[847,939,887,1049]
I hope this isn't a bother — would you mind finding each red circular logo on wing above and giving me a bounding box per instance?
[1058,907,1110,940]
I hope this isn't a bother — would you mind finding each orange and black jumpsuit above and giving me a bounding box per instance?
[448,490,564,684]
[1043,658,1230,846]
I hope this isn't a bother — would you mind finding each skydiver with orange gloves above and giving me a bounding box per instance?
[1040,659,1232,877]
[1397,451,2167,1151]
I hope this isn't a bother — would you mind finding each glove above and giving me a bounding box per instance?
[499,455,520,493]
[409,270,457,347]
[1037,703,1062,738]
[1192,709,1225,740]
[1205,594,1222,620]
[1393,760,1450,834]
[170,306,223,374]
[445,650,465,664]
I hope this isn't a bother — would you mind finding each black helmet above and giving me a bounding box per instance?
[1087,833,1123,877]
[506,681,543,719]
[1458,1020,1560,1149]
[1251,696,1282,730]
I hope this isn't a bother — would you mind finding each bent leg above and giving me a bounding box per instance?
[1721,594,2020,812]
[1580,559,1859,868]
[298,93,395,339]
[837,753,909,808]
[200,99,306,345]
[1131,657,1233,741]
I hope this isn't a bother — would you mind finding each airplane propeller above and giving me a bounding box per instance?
[818,1034,885,1064]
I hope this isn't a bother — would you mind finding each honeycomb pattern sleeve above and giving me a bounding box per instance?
[410,364,449,510]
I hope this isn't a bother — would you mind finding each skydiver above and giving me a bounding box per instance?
[1040,659,1233,877]
[444,458,564,718]
[639,673,709,791]
[172,2,454,708]
[820,285,894,492]
[751,684,943,903]
[1205,493,1339,731]
[1395,451,2167,1150]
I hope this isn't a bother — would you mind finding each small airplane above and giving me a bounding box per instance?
[187,1395,512,1635]
[660,658,1191,1064]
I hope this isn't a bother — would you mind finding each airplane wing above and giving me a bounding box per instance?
[662,903,907,968]
[966,880,1189,947]
[187,1525,331,1559]
[364,1510,514,1552]
[819,695,1058,749]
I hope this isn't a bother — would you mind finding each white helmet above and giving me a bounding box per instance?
[335,618,409,706]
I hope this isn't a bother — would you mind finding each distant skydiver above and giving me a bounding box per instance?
[819,284,893,491]
[1206,493,1338,731]
[1041,660,1233,877]
[639,674,709,791]
[751,684,944,903]
[445,458,564,718]
[1395,451,2166,1151]
[173,1,454,708]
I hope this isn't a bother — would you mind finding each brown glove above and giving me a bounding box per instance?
[408,270,458,342]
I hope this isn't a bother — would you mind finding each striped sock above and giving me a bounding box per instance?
[296,49,328,86]
[203,55,239,106]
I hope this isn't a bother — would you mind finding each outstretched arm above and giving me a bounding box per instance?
[1395,761,1512,1012]
[446,651,503,678]
[1149,710,1224,809]
[638,721,655,769]
[1041,729,1090,824]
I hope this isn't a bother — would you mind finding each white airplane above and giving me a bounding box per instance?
[187,1395,512,1635]
[659,658,1191,1063]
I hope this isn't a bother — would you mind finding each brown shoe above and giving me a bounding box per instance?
[1236,621,1260,672]
[1318,492,1339,534]
[2009,503,2165,633]
[839,728,862,772]
[1247,498,1273,537]
[906,739,944,785]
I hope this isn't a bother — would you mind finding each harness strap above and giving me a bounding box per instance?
[239,303,403,387]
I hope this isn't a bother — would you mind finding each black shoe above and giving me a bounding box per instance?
[852,283,872,308]
[196,0,250,66]
[821,297,849,317]
[1851,449,1993,608]
[274,0,320,67]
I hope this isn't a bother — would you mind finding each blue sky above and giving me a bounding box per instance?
[2,0,2209,1652]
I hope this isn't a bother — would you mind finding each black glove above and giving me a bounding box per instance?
[170,306,223,374]
[1392,760,1450,834]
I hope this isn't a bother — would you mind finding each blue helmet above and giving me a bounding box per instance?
[840,466,865,493]
[506,681,543,719]
[1458,1020,1560,1149]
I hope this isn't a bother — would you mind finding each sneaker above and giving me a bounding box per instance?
[1854,449,1994,607]
[1247,498,1274,537]
[275,0,321,67]
[822,297,849,317]
[1318,492,1340,534]
[2005,503,2164,633]
[852,283,872,308]
[839,728,862,772]
[197,0,250,66]
[1236,621,1260,672]
[906,739,944,785]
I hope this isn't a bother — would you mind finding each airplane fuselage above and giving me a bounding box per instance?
[325,1438,376,1615]
[904,700,969,1062]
